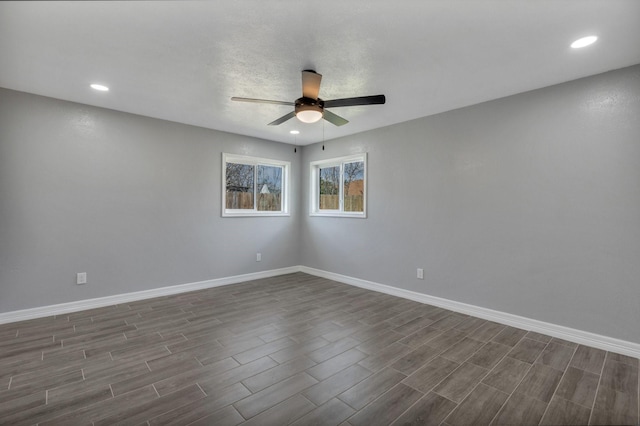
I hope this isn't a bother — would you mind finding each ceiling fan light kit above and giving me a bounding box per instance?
[231,70,386,127]
[295,98,324,123]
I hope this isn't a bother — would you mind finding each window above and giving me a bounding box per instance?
[310,153,367,217]
[222,153,290,217]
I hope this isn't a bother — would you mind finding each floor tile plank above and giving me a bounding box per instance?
[402,356,460,394]
[554,366,599,408]
[233,372,317,419]
[240,394,316,426]
[338,367,407,410]
[433,362,488,403]
[242,356,316,393]
[589,386,638,425]
[539,396,591,425]
[290,398,355,426]
[514,363,564,403]
[303,364,373,406]
[570,345,607,375]
[490,392,547,426]
[536,341,576,371]
[390,343,442,376]
[390,391,457,426]
[184,405,245,426]
[443,383,509,426]
[306,348,368,381]
[348,383,423,426]
[482,356,531,394]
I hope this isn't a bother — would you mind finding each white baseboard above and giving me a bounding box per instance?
[300,266,640,359]
[2,265,638,359]
[0,266,300,325]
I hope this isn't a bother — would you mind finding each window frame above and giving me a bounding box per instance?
[222,153,290,217]
[309,153,367,218]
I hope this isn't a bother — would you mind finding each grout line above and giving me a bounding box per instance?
[587,350,608,425]
[151,383,160,398]
[195,382,207,397]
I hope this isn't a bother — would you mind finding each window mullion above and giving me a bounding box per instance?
[253,164,257,212]
[317,167,321,211]
[338,163,344,212]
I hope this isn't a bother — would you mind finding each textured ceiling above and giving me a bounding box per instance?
[1,1,639,145]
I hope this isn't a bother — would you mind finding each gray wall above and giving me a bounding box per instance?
[2,65,639,344]
[301,65,640,344]
[0,88,301,312]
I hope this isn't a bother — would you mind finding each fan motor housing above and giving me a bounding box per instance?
[295,97,324,114]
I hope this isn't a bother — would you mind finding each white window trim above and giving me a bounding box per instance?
[309,153,367,218]
[222,153,290,217]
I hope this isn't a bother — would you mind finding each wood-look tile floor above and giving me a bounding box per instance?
[1,272,638,425]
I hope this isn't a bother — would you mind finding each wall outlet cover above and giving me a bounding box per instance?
[76,272,87,285]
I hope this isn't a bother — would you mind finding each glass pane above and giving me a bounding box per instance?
[343,161,364,212]
[319,166,340,210]
[225,163,254,209]
[257,165,282,211]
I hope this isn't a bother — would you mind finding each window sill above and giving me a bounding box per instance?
[309,211,367,219]
[222,212,290,218]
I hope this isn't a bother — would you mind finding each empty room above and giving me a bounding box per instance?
[1,1,639,425]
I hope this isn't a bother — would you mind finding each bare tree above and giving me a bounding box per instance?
[226,163,254,192]
[343,161,364,195]
[319,166,340,195]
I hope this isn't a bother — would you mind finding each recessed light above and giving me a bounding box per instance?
[571,36,597,48]
[290,130,300,135]
[90,84,109,91]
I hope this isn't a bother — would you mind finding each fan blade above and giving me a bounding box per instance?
[324,94,386,108]
[231,97,294,106]
[302,70,322,99]
[268,111,296,126]
[323,109,349,126]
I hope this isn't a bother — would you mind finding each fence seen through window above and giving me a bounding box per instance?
[223,154,289,216]
[312,154,366,217]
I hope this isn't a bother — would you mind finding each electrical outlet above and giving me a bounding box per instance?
[76,272,87,285]
[256,253,261,262]
[417,268,424,279]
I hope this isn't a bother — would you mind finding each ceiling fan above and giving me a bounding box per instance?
[231,70,386,127]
